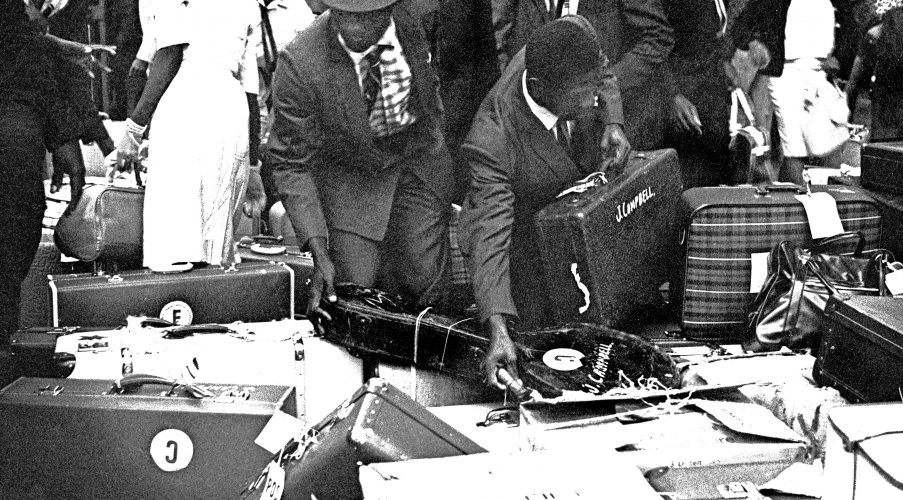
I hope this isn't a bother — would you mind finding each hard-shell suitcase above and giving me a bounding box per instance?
[49,261,294,327]
[8,326,101,378]
[679,184,882,341]
[815,296,903,403]
[0,376,296,499]
[237,244,314,312]
[534,149,684,328]
[862,141,903,195]
[243,378,486,500]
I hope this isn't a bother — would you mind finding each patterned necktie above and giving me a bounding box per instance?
[362,46,388,113]
[556,119,572,159]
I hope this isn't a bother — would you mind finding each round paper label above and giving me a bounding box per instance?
[150,429,194,472]
[542,348,585,371]
[159,301,193,325]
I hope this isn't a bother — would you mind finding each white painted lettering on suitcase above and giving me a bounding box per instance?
[570,263,591,314]
[150,429,194,472]
[615,187,656,223]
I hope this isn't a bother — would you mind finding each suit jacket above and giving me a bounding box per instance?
[427,0,501,202]
[266,1,453,245]
[459,49,622,329]
[728,0,790,77]
[494,0,674,149]
[662,0,731,158]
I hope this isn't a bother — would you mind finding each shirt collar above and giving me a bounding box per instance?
[521,70,559,131]
[337,17,399,66]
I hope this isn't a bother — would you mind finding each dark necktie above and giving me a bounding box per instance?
[362,46,387,113]
[556,119,572,159]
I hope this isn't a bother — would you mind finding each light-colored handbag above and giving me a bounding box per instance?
[801,78,850,157]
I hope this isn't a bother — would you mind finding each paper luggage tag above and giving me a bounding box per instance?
[255,410,306,454]
[886,264,903,296]
[795,192,844,239]
[260,461,285,500]
[749,252,770,293]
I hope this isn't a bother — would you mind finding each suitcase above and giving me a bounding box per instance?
[48,261,294,327]
[8,326,103,379]
[0,376,296,500]
[862,141,903,195]
[829,175,903,263]
[679,184,882,341]
[237,242,314,313]
[53,182,144,264]
[243,378,486,500]
[814,295,903,403]
[18,229,82,329]
[534,149,684,328]
[320,285,680,399]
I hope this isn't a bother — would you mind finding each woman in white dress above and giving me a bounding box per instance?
[116,0,259,272]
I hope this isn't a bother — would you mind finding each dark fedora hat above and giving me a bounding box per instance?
[321,0,398,12]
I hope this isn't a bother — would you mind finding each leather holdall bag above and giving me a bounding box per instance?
[54,182,144,263]
[747,231,894,351]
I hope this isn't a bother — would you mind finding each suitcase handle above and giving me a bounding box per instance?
[755,183,805,195]
[111,374,214,398]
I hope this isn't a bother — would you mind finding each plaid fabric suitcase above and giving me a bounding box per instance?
[534,149,684,329]
[679,184,882,341]
[49,262,294,327]
[815,296,903,403]
[862,141,903,195]
[0,376,296,499]
[242,378,486,500]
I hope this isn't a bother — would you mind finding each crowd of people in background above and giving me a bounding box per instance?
[3,0,903,384]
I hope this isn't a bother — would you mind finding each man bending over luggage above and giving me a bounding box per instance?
[267,0,455,318]
[459,16,631,389]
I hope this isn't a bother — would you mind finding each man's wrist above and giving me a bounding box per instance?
[125,117,147,135]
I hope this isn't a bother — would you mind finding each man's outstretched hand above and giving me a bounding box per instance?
[483,314,520,390]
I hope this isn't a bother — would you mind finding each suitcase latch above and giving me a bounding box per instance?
[35,385,65,396]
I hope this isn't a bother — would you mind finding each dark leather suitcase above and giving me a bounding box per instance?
[8,326,101,378]
[48,262,295,327]
[320,285,680,399]
[243,378,486,500]
[534,149,684,329]
[238,244,313,313]
[54,183,145,264]
[862,141,903,195]
[679,184,883,341]
[815,296,903,403]
[0,376,296,499]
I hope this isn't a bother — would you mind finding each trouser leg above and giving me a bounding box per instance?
[378,169,451,307]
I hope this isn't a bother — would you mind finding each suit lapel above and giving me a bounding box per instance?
[324,16,373,145]
[512,84,576,183]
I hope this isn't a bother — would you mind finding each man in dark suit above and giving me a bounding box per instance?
[662,0,733,187]
[459,16,630,388]
[267,0,454,317]
[494,0,673,150]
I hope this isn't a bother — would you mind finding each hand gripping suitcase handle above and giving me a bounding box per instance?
[111,374,214,398]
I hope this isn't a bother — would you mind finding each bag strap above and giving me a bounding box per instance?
[258,0,278,81]
[812,231,864,256]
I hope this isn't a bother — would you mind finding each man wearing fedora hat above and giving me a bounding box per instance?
[267,0,455,318]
